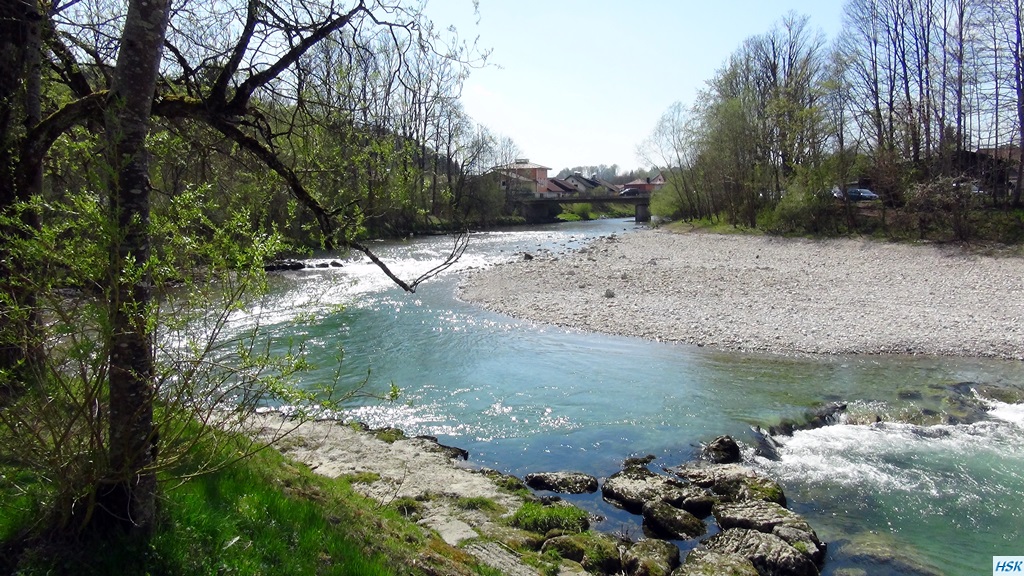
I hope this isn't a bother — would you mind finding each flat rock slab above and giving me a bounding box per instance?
[462,542,539,576]
[714,500,825,565]
[603,467,714,517]
[641,500,706,540]
[524,471,598,494]
[671,462,786,505]
[704,528,820,576]
[622,538,680,576]
[676,549,759,576]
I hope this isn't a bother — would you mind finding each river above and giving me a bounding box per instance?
[236,218,1024,575]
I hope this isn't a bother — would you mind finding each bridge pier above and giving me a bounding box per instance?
[521,201,561,223]
[635,201,650,223]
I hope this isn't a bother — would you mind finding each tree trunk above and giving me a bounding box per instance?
[101,0,170,532]
[0,0,41,393]
[1014,1,1024,207]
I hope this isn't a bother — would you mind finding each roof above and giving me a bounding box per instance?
[567,174,601,188]
[546,178,578,193]
[494,160,551,171]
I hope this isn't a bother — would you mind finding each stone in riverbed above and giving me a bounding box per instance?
[641,500,706,540]
[414,435,469,460]
[524,471,598,494]
[701,435,741,464]
[768,402,847,436]
[541,532,623,575]
[713,500,825,565]
[621,538,680,576]
[703,528,820,576]
[675,548,759,576]
[670,462,787,506]
[602,465,714,517]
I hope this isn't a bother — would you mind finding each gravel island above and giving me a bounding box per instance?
[459,229,1024,360]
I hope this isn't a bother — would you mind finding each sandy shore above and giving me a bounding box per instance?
[458,229,1024,360]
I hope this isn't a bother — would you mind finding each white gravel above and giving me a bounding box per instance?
[458,229,1024,360]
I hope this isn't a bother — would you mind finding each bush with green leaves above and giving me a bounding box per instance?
[0,187,343,535]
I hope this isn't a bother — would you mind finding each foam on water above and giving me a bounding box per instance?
[983,397,1024,428]
[757,405,1024,575]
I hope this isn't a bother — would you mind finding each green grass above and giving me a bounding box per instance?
[507,502,589,534]
[455,496,504,514]
[0,434,489,576]
[663,218,763,235]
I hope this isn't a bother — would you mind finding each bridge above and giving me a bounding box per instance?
[512,194,651,223]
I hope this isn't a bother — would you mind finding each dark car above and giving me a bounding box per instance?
[619,188,640,197]
[833,186,878,201]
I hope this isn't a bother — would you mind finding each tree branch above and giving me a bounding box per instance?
[228,2,367,111]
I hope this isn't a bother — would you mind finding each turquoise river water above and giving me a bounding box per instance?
[230,218,1024,575]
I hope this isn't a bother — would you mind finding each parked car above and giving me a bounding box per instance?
[619,188,640,197]
[833,186,878,201]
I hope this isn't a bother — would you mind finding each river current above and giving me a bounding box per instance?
[236,219,1023,575]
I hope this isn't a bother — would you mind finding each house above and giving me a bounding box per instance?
[544,178,579,197]
[974,146,1021,192]
[977,145,1021,164]
[564,173,618,196]
[492,159,551,197]
[623,173,665,194]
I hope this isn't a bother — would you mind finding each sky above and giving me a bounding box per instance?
[422,0,847,175]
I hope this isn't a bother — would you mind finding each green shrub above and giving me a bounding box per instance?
[759,186,840,236]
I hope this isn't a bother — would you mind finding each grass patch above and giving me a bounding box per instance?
[662,218,762,235]
[507,502,589,534]
[455,497,504,514]
[390,497,425,519]
[342,471,382,484]
[0,433,490,575]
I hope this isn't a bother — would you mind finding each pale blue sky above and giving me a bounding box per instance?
[423,0,846,174]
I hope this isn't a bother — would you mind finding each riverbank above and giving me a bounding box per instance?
[459,229,1024,360]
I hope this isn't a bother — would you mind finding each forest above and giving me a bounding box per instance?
[641,1,1024,243]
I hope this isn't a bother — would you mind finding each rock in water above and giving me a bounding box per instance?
[704,528,820,576]
[702,435,742,464]
[641,500,706,540]
[524,471,599,494]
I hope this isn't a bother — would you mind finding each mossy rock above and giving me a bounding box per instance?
[622,538,680,576]
[542,532,622,575]
[480,469,529,493]
[836,531,944,576]
[371,426,407,443]
[641,500,706,540]
[672,463,786,506]
[675,549,759,576]
[478,524,545,552]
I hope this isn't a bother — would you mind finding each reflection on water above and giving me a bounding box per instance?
[226,219,1024,576]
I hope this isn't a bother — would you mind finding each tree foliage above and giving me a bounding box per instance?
[0,0,509,539]
[643,1,1024,239]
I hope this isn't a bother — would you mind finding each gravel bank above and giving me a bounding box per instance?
[459,229,1024,360]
